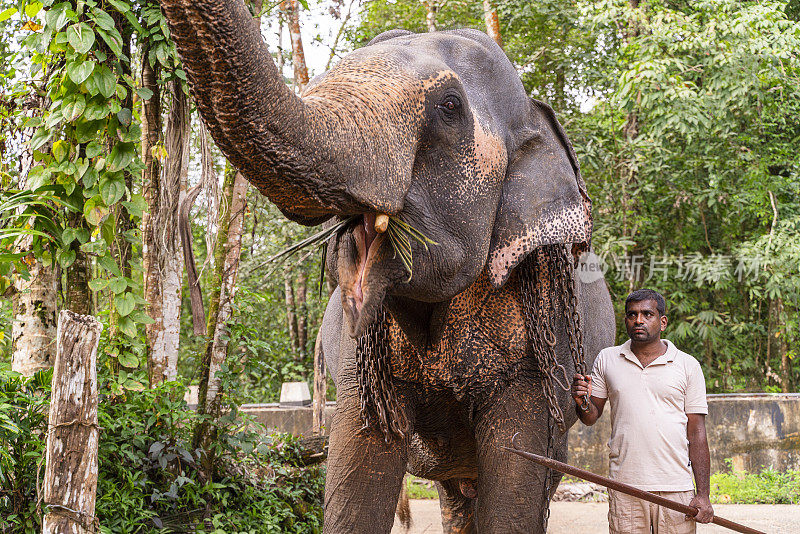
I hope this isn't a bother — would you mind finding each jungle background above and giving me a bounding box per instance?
[1,0,799,532]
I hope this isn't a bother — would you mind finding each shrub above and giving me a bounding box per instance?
[0,367,50,534]
[0,368,324,534]
[711,464,800,504]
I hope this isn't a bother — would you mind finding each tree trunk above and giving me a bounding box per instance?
[276,12,285,80]
[11,96,57,376]
[109,21,134,372]
[768,297,790,393]
[180,184,207,335]
[422,1,437,32]
[42,311,101,534]
[141,44,165,386]
[65,214,92,316]
[162,80,191,381]
[284,0,309,91]
[780,332,790,393]
[483,0,503,48]
[296,270,308,358]
[312,330,326,434]
[285,267,299,356]
[192,165,248,468]
[11,257,57,375]
[200,122,219,262]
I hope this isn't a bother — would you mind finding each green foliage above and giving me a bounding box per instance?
[0,186,76,291]
[0,367,324,534]
[0,0,192,387]
[0,0,152,381]
[348,0,483,45]
[0,366,51,534]
[180,193,333,404]
[711,464,800,504]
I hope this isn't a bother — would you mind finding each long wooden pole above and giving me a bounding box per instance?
[503,443,765,534]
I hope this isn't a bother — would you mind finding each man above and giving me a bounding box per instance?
[571,288,714,533]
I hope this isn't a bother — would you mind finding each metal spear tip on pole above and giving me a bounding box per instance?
[502,436,767,534]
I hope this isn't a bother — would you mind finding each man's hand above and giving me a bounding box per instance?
[688,494,714,523]
[571,373,592,406]
[572,374,604,425]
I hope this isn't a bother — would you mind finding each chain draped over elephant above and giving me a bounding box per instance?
[160,2,615,532]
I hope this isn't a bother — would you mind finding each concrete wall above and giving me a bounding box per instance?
[569,393,800,475]
[241,394,800,474]
[240,402,337,437]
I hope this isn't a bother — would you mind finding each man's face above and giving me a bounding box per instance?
[625,299,667,343]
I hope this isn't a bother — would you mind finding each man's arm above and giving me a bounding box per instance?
[687,413,714,523]
[571,374,606,426]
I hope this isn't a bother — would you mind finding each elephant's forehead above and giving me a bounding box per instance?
[304,55,427,106]
[305,54,462,106]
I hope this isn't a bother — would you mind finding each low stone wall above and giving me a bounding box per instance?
[569,393,800,475]
[240,393,800,474]
[240,401,337,436]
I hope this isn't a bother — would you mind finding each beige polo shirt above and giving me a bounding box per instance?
[590,339,708,491]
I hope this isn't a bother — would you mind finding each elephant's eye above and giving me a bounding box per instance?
[438,94,462,114]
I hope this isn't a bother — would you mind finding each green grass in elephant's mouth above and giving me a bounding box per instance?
[385,215,438,282]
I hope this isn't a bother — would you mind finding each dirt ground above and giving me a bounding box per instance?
[391,500,800,533]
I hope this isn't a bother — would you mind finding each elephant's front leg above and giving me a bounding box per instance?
[323,390,409,533]
[472,383,567,533]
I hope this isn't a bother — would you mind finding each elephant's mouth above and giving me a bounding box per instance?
[340,213,388,337]
[354,213,381,309]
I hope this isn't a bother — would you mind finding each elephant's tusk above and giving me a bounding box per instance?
[375,213,389,233]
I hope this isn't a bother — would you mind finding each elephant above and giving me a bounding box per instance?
[160,1,616,532]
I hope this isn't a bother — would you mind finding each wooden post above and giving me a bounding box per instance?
[43,310,102,534]
[312,330,326,435]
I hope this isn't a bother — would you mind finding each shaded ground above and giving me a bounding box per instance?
[392,500,800,533]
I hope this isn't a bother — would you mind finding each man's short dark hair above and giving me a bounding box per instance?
[625,289,667,316]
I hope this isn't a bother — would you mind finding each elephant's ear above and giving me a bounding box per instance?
[487,98,592,288]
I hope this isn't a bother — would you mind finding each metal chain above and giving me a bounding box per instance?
[542,410,557,532]
[552,245,588,378]
[356,307,409,443]
[551,245,591,411]
[519,244,589,432]
[355,243,586,448]
[519,244,589,532]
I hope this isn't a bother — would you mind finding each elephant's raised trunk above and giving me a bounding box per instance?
[162,1,424,225]
[160,1,348,224]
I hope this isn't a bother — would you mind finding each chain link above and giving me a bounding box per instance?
[356,307,409,443]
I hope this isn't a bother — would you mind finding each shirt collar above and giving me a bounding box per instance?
[619,339,676,368]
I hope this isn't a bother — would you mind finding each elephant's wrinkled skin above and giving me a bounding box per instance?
[160,2,615,532]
